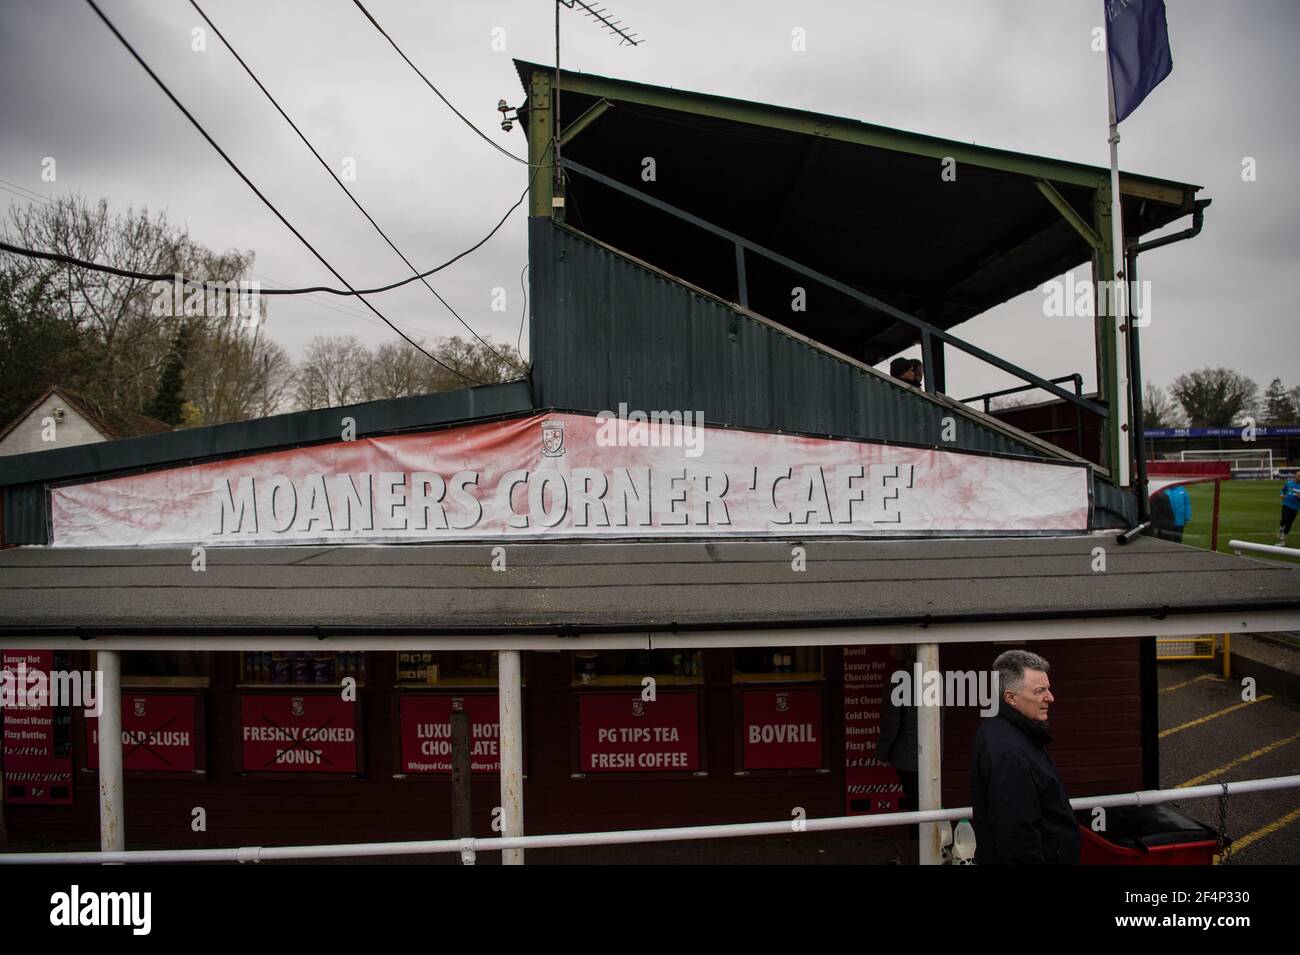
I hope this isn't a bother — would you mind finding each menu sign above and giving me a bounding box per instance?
[741,688,823,770]
[87,694,201,773]
[578,692,701,773]
[842,646,902,814]
[239,694,359,774]
[1,650,74,805]
[399,694,502,774]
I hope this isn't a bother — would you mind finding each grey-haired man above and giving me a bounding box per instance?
[970,650,1080,864]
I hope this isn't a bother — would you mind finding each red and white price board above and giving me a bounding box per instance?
[1,650,73,804]
[578,692,701,773]
[239,694,360,774]
[87,693,201,773]
[740,688,824,770]
[842,646,902,814]
[399,694,501,774]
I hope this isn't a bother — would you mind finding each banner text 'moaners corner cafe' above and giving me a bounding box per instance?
[2,63,1297,862]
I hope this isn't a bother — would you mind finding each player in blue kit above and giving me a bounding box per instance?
[1279,477,1300,545]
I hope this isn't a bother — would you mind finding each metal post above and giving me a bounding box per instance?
[1211,478,1222,552]
[498,650,524,865]
[734,243,748,308]
[451,706,472,838]
[1105,63,1132,487]
[920,331,935,395]
[1126,248,1150,522]
[97,650,124,852]
[527,73,554,218]
[916,642,942,864]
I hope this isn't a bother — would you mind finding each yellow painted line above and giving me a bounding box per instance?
[1213,806,1300,863]
[1177,732,1300,787]
[1159,695,1273,739]
[1160,674,1215,694]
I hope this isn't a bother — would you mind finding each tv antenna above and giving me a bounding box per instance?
[554,1,641,195]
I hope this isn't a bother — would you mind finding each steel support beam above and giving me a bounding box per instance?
[527,72,555,219]
[917,642,943,865]
[498,649,525,864]
[97,650,124,852]
[561,157,1107,418]
[1036,179,1102,250]
[559,99,612,147]
[1093,180,1124,482]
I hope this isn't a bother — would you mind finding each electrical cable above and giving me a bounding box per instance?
[1,171,536,300]
[81,0,480,384]
[350,0,544,168]
[190,0,523,373]
[516,262,529,358]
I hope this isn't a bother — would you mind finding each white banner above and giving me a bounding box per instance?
[49,412,1090,546]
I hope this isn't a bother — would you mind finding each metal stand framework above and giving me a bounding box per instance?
[498,650,525,865]
[97,650,124,852]
[11,774,1297,865]
[916,642,943,865]
[557,157,1108,420]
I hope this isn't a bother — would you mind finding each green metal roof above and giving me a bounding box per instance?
[513,60,1199,201]
[513,60,1202,365]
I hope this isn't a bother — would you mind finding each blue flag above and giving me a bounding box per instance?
[1105,0,1173,123]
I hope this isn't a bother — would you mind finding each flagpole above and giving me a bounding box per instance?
[1105,48,1132,488]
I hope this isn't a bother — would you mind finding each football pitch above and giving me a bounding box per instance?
[1179,479,1292,557]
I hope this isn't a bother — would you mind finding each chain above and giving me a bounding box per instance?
[1216,784,1232,865]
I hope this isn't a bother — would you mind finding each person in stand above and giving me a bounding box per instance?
[971,650,1080,865]
[1279,474,1300,545]
[1150,484,1191,544]
[909,359,925,391]
[1166,483,1192,543]
[890,357,918,387]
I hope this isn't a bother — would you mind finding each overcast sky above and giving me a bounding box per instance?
[2,0,1296,402]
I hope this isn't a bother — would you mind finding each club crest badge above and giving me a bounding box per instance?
[775,693,789,713]
[541,419,565,457]
[291,697,305,717]
[133,698,147,717]
[631,699,645,718]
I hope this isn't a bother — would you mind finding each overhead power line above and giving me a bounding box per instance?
[80,0,480,385]
[189,0,523,374]
[350,0,542,167]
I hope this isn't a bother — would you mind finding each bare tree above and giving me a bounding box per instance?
[361,339,434,401]
[1142,381,1184,428]
[3,194,275,424]
[1169,368,1259,427]
[293,335,371,409]
[427,335,525,392]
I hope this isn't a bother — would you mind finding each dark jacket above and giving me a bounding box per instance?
[971,701,1080,864]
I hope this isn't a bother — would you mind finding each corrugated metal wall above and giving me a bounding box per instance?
[530,219,1067,460]
[2,484,48,545]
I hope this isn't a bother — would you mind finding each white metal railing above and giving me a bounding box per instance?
[2,774,1297,865]
[1230,539,1300,560]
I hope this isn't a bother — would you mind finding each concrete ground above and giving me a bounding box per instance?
[1155,634,1300,865]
